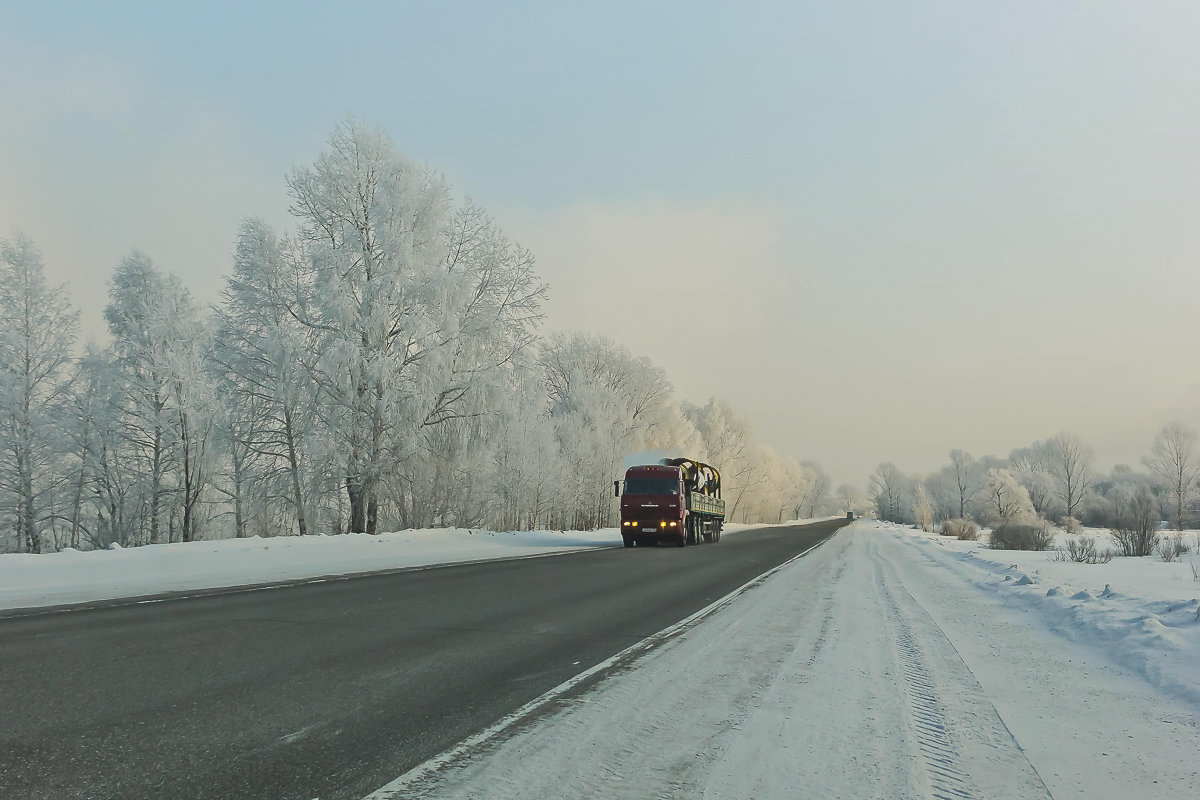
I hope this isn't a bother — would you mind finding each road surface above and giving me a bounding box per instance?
[0,518,847,800]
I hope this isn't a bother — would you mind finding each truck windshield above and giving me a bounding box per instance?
[624,478,678,495]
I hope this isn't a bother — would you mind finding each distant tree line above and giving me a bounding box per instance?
[0,121,835,553]
[868,425,1200,534]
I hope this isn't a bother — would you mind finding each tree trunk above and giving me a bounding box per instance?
[347,470,366,533]
[283,410,307,536]
[150,421,162,545]
[22,466,38,554]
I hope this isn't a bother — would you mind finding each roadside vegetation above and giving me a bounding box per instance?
[0,121,838,554]
[871,424,1200,558]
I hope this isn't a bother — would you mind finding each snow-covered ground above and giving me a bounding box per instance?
[0,521,793,612]
[371,520,1200,799]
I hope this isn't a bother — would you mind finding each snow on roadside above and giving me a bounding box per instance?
[0,528,620,612]
[889,520,1200,706]
[0,520,795,612]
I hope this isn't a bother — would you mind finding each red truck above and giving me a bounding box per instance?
[614,458,726,547]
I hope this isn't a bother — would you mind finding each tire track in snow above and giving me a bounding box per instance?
[870,537,1054,800]
[875,558,975,800]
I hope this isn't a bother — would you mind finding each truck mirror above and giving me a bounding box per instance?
[614,480,621,497]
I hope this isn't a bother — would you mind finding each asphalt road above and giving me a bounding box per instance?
[0,518,848,800]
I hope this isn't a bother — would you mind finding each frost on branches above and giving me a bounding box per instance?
[0,120,828,551]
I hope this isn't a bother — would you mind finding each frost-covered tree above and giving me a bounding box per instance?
[869,462,909,523]
[0,234,79,552]
[730,445,811,524]
[1008,441,1057,518]
[485,371,562,530]
[265,121,547,534]
[1143,421,1199,531]
[539,332,693,528]
[212,220,323,537]
[105,251,205,544]
[836,483,863,516]
[390,201,548,530]
[798,460,831,518]
[912,480,935,532]
[170,318,218,542]
[684,398,764,521]
[1048,432,1094,522]
[280,123,453,533]
[61,346,129,549]
[947,449,983,520]
[982,468,1037,528]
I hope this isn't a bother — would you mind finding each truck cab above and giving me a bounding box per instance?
[615,458,724,548]
[616,464,686,547]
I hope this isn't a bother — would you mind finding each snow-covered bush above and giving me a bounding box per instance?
[1158,534,1188,563]
[990,522,1054,551]
[1053,534,1113,564]
[940,518,978,540]
[1109,488,1159,557]
[1060,516,1083,534]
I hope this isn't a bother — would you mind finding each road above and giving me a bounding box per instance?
[0,518,848,800]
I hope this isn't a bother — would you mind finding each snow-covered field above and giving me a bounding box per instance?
[373,520,1200,799]
[0,521,789,612]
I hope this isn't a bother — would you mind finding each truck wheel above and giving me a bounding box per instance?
[714,521,721,542]
[622,535,634,548]
[675,531,686,547]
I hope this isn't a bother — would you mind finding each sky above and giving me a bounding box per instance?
[2,1,1199,488]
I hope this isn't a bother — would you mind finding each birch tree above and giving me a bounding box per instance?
[1144,421,1200,531]
[1049,432,1094,523]
[0,234,79,552]
[870,462,908,522]
[272,121,547,533]
[947,449,982,520]
[799,460,831,518]
[684,398,762,521]
[213,220,320,537]
[105,251,200,544]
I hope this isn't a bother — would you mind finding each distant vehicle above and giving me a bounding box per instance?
[614,458,725,547]
[846,511,855,520]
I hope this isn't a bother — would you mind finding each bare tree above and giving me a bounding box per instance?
[1049,432,1093,522]
[800,460,830,518]
[869,462,907,522]
[836,483,862,516]
[1143,422,1200,531]
[948,449,982,519]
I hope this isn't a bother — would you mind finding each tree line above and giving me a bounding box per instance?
[0,121,834,554]
[868,426,1200,533]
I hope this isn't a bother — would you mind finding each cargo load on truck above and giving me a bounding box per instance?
[614,458,726,548]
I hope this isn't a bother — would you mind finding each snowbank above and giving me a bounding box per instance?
[888,520,1200,706]
[0,528,620,612]
[0,520,785,612]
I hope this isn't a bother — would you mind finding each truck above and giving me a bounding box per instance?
[614,458,725,548]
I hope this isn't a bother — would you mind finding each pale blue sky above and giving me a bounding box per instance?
[3,1,1199,486]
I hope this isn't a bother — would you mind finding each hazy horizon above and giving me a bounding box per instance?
[4,1,1199,488]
